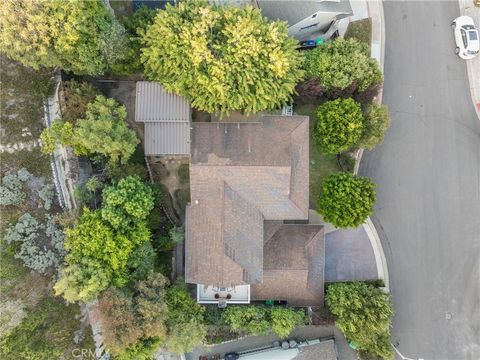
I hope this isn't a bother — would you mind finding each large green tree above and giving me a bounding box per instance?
[314,98,364,154]
[101,176,155,230]
[41,95,139,163]
[54,207,152,302]
[317,172,376,228]
[326,282,394,359]
[0,0,127,75]
[141,1,303,116]
[303,38,383,98]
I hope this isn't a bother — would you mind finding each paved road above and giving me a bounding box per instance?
[360,1,480,359]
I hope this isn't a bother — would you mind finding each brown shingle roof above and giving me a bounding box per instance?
[251,224,325,306]
[185,116,311,289]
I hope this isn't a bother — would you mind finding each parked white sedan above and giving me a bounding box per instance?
[452,16,479,59]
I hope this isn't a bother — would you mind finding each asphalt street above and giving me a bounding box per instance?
[360,1,480,359]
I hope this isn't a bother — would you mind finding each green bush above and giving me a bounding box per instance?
[4,214,65,274]
[303,38,383,96]
[223,306,270,336]
[101,176,155,230]
[314,98,364,154]
[326,282,393,359]
[165,283,206,353]
[141,1,303,117]
[359,104,390,150]
[317,172,376,228]
[0,169,31,206]
[270,307,307,339]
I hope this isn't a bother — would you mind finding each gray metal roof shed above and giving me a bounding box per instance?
[135,81,191,155]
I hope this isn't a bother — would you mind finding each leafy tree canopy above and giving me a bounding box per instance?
[0,0,127,75]
[317,172,376,228]
[41,95,139,164]
[304,38,383,94]
[101,176,155,230]
[95,273,169,356]
[359,104,390,150]
[314,98,364,154]
[141,1,304,117]
[54,261,111,303]
[326,282,394,359]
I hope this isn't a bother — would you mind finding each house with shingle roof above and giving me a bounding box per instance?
[135,81,326,306]
[186,116,325,306]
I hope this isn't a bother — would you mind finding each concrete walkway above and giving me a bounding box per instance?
[459,0,480,119]
[187,325,357,360]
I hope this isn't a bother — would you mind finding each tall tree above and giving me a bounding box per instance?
[0,0,127,75]
[326,282,394,359]
[141,1,303,117]
[41,95,139,164]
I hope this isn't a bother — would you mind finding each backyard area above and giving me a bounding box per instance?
[0,57,95,358]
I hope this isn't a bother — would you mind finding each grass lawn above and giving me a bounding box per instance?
[295,103,342,207]
[344,18,373,50]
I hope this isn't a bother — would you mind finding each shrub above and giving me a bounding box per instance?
[101,176,155,230]
[38,184,55,210]
[317,172,376,228]
[4,214,65,274]
[326,282,394,359]
[165,283,206,353]
[270,307,307,339]
[303,38,383,97]
[141,1,303,117]
[223,306,270,336]
[359,104,391,150]
[315,98,364,154]
[0,169,30,206]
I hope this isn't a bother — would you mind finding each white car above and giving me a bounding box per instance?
[451,16,479,60]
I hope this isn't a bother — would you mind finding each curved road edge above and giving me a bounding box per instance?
[458,0,480,120]
[353,0,390,289]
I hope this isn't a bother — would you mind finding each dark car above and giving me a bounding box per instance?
[224,353,240,360]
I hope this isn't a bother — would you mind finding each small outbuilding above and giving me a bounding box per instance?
[135,81,191,156]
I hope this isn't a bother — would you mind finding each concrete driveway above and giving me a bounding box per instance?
[360,1,480,359]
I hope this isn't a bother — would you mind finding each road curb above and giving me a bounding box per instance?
[458,0,480,121]
[354,0,390,290]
